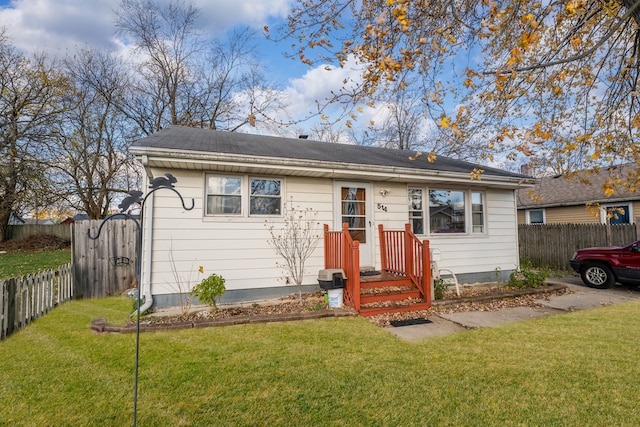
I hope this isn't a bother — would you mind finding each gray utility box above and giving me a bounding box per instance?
[317,269,346,290]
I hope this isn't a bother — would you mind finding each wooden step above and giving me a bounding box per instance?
[360,273,412,289]
[358,301,432,317]
[360,289,422,304]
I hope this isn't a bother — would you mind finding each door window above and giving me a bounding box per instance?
[341,187,367,243]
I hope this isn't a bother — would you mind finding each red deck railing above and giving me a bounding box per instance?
[324,223,431,311]
[324,223,361,311]
[379,224,431,303]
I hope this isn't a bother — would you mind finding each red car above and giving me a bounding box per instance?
[570,241,640,289]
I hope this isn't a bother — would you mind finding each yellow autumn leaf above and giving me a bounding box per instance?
[321,114,328,120]
[198,266,204,274]
[438,116,450,128]
[604,186,615,197]
[470,168,484,180]
[408,151,423,161]
[427,152,437,162]
[570,38,581,50]
[248,114,256,127]
[345,120,352,128]
[357,107,363,113]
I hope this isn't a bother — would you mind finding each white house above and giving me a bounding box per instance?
[129,126,533,311]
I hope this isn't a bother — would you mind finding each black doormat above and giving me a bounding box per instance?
[360,270,382,276]
[390,318,432,327]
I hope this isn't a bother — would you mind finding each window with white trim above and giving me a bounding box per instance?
[601,204,631,224]
[408,188,424,234]
[205,175,282,216]
[206,175,242,215]
[527,209,545,224]
[429,189,466,233]
[471,191,485,233]
[408,188,485,235]
[250,178,282,215]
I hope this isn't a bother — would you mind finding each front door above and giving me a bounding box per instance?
[335,182,374,267]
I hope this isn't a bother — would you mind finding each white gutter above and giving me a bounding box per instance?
[129,147,536,190]
[134,156,155,316]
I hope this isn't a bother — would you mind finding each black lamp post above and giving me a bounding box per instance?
[89,174,194,426]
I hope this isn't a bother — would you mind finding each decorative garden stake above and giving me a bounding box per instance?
[88,173,194,427]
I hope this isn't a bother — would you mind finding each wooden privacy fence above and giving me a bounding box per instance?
[72,219,138,299]
[7,224,71,241]
[0,263,74,341]
[519,224,640,270]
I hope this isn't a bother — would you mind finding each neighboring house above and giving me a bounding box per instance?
[517,164,640,225]
[130,126,533,309]
[8,212,26,225]
[60,214,90,224]
[9,213,54,225]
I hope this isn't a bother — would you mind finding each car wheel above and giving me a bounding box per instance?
[580,262,615,289]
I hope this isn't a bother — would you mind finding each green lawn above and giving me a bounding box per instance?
[0,248,71,279]
[1,297,640,426]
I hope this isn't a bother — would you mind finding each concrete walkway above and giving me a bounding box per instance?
[385,277,640,341]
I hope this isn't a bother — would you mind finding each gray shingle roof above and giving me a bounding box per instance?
[517,164,640,208]
[131,126,528,180]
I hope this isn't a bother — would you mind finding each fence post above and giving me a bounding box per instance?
[7,278,16,337]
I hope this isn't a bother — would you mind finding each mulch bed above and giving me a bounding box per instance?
[91,284,570,333]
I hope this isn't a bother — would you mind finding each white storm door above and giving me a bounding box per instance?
[335,182,374,267]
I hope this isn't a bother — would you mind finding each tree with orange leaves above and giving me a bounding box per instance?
[279,0,640,184]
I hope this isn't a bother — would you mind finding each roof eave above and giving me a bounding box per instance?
[130,146,534,189]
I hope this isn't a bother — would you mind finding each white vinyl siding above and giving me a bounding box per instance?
[145,172,332,295]
[143,170,520,296]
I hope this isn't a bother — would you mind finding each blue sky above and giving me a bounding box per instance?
[0,0,374,137]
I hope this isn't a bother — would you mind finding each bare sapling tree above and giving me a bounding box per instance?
[265,201,321,306]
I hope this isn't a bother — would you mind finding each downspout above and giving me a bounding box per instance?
[136,155,155,315]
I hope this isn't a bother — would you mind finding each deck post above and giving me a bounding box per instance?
[352,240,360,311]
[422,239,431,306]
[323,224,330,269]
[404,224,413,280]
[378,224,387,270]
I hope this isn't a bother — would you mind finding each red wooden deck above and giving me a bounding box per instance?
[324,224,432,316]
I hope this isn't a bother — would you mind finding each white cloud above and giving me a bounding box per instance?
[0,0,293,55]
[0,0,119,54]
[195,0,291,33]
[282,57,367,119]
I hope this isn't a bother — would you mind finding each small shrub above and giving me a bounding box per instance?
[307,302,326,311]
[191,273,226,309]
[508,260,550,289]
[434,278,447,300]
